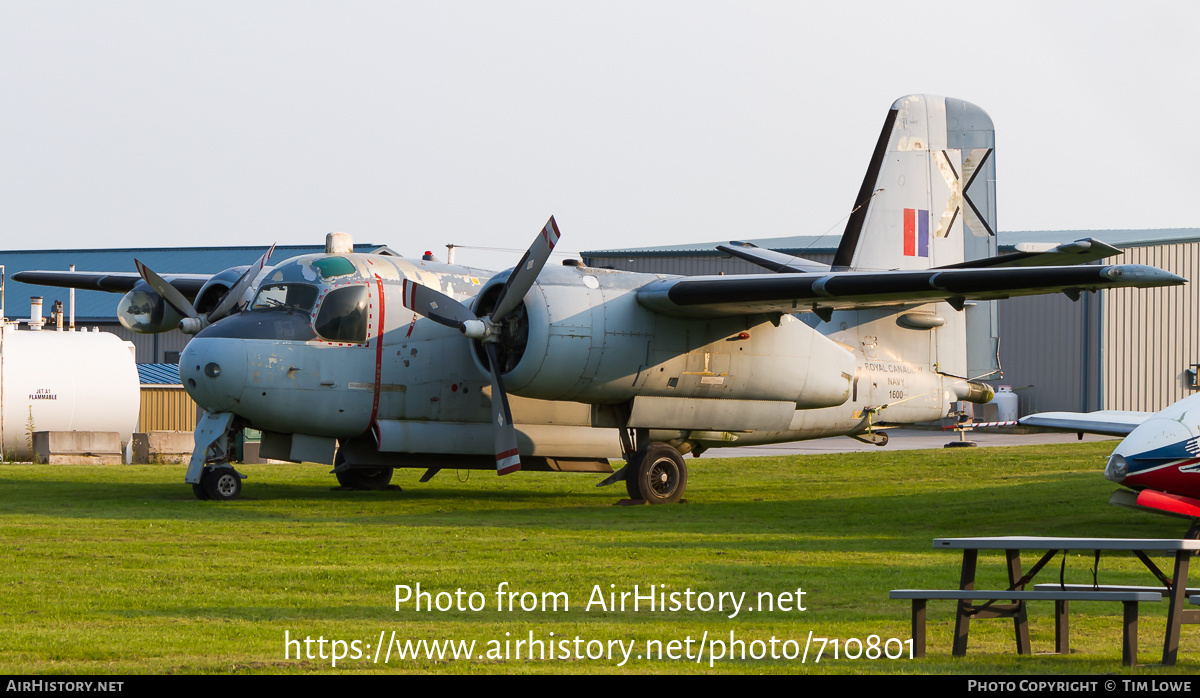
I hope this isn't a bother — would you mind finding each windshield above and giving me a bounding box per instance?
[250,283,320,312]
[314,285,369,342]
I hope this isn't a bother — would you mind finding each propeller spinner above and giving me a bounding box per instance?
[135,245,276,335]
[401,216,561,475]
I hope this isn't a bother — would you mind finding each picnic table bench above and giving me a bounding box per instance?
[890,589,1160,665]
[892,536,1200,665]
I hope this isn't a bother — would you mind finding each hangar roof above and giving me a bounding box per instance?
[0,244,391,321]
[582,228,1200,259]
[137,363,181,385]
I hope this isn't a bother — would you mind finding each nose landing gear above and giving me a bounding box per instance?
[185,411,247,501]
[193,465,245,501]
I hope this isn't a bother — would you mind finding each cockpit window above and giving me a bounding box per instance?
[314,285,369,342]
[312,257,357,279]
[250,283,320,312]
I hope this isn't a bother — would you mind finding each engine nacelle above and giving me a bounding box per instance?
[115,266,250,334]
[470,267,855,408]
[192,266,250,316]
[117,281,184,334]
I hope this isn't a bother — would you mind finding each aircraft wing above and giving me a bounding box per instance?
[11,270,212,298]
[1018,410,1153,437]
[635,264,1185,318]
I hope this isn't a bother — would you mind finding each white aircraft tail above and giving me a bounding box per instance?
[834,95,1001,381]
[832,94,998,273]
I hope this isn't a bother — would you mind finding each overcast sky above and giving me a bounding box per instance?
[2,1,1197,270]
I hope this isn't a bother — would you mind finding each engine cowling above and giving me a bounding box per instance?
[192,266,250,316]
[117,281,185,333]
[467,267,854,408]
[114,266,249,334]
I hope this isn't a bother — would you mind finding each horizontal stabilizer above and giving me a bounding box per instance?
[937,238,1122,269]
[1019,410,1152,437]
[718,242,829,273]
[636,264,1185,319]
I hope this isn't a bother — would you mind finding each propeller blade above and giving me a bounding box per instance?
[484,342,521,475]
[135,259,199,319]
[489,216,560,322]
[207,244,276,323]
[400,278,477,330]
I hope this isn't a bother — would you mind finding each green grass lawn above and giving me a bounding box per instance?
[2,440,1197,674]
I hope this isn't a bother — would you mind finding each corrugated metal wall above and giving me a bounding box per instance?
[996,291,1101,415]
[1099,242,1200,411]
[139,386,199,432]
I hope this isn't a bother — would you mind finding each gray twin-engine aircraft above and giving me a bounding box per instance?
[15,94,1185,503]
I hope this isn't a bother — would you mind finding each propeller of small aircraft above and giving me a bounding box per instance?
[135,244,276,335]
[401,216,561,475]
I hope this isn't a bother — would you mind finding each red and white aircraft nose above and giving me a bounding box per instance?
[1110,415,1200,492]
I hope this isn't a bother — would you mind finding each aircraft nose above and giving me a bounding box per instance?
[1109,417,1199,484]
[180,337,247,414]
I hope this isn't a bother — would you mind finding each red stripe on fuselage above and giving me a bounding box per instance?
[371,275,386,425]
[1122,457,1200,499]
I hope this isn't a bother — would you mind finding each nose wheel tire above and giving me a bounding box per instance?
[198,465,243,501]
[624,443,687,504]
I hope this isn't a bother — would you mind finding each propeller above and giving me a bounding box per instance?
[401,217,561,475]
[135,244,276,334]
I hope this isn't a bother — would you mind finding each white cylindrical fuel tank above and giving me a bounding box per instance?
[0,329,141,460]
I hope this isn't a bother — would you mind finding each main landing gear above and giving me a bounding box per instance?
[624,443,688,505]
[332,445,396,490]
[598,425,689,504]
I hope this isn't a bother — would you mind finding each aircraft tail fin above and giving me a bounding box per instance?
[832,95,997,272]
[833,95,1001,380]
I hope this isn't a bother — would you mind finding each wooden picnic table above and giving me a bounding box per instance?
[932,536,1200,665]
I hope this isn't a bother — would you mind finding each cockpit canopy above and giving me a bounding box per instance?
[247,255,370,344]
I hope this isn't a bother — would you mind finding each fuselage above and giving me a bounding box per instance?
[180,250,966,453]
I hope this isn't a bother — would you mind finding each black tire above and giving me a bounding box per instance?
[335,467,395,490]
[625,443,687,504]
[191,483,210,501]
[202,466,243,501]
[625,465,644,500]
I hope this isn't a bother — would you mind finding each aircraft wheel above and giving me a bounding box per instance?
[336,467,394,490]
[191,483,210,501]
[626,443,687,504]
[202,465,243,501]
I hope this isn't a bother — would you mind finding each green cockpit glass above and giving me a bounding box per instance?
[312,256,357,279]
[314,285,369,343]
[250,283,320,313]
